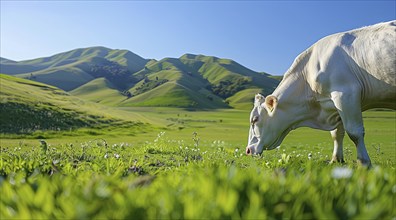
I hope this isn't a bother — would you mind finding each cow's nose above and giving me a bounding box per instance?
[246,147,251,155]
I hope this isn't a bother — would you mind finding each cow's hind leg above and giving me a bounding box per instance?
[330,123,345,163]
[331,91,371,167]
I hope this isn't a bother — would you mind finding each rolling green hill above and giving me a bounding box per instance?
[1,47,280,109]
[70,77,127,105]
[120,54,279,108]
[1,47,149,91]
[0,74,146,135]
[121,57,229,108]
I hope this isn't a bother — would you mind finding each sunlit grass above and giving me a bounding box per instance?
[1,131,395,219]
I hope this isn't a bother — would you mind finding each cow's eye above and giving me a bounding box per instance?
[251,116,259,125]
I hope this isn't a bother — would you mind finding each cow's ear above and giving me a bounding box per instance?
[254,93,265,107]
[265,95,278,112]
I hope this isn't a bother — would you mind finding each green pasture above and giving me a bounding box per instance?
[2,108,395,163]
[0,108,395,219]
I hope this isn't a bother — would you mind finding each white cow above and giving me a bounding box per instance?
[246,21,396,166]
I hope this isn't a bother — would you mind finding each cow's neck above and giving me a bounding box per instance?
[272,51,318,130]
[274,48,313,101]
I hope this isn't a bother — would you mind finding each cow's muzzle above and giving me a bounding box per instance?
[246,147,252,155]
[246,144,258,155]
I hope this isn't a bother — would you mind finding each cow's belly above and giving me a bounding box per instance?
[361,78,396,111]
[362,96,396,111]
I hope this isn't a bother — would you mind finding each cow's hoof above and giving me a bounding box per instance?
[357,159,372,168]
[330,157,345,164]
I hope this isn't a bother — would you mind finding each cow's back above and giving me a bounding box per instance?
[345,21,395,86]
[309,21,396,110]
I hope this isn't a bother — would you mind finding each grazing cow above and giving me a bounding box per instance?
[246,21,396,166]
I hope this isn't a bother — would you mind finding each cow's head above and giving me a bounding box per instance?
[246,94,292,155]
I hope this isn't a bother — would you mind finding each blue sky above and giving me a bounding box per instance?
[1,1,395,75]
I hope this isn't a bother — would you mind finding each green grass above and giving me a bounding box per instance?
[2,103,394,162]
[0,110,395,219]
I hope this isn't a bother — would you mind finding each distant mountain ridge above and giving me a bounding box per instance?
[0,47,280,109]
[0,47,149,90]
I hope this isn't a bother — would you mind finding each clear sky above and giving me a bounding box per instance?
[1,1,395,75]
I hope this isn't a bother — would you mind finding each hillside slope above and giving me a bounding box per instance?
[0,74,145,134]
[121,57,229,108]
[0,47,149,91]
[1,47,280,109]
[70,77,127,105]
[120,54,279,108]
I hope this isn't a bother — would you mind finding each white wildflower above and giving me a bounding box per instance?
[331,167,353,179]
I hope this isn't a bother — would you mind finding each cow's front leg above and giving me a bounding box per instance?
[331,91,371,167]
[330,123,345,163]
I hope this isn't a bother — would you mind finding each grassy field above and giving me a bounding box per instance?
[1,109,395,162]
[0,108,395,219]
